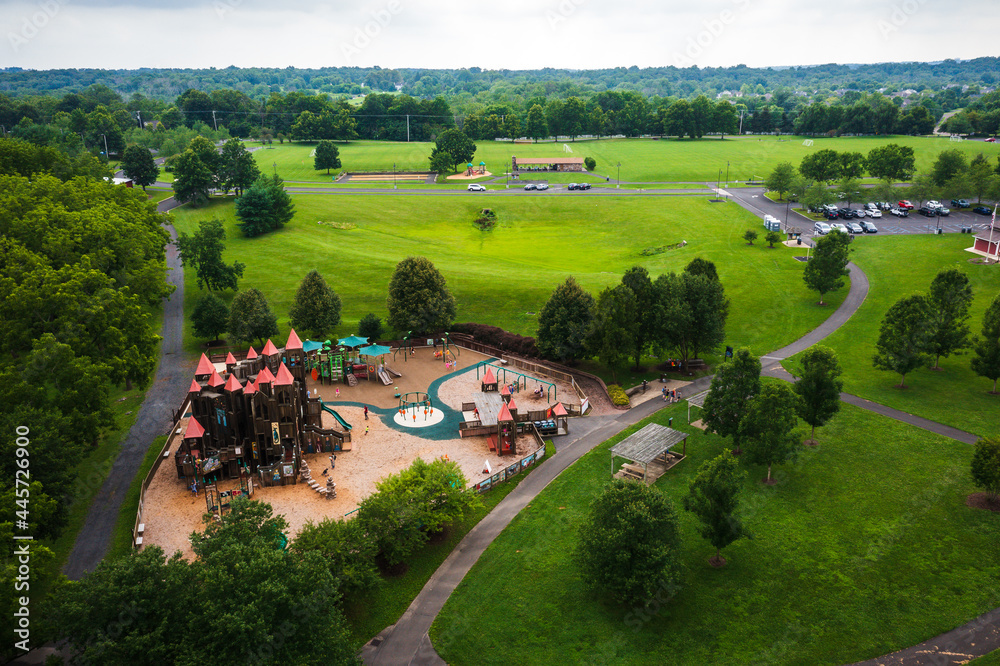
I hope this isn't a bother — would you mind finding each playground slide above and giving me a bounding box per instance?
[384,366,402,378]
[320,404,352,431]
[377,369,392,385]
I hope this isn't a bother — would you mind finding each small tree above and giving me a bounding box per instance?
[584,156,597,171]
[217,138,260,195]
[358,313,383,341]
[925,268,973,369]
[386,256,457,334]
[228,287,279,347]
[971,293,1000,393]
[120,144,159,190]
[536,276,596,363]
[743,229,758,245]
[970,437,1000,501]
[191,293,230,343]
[803,229,851,305]
[575,479,683,605]
[741,382,801,484]
[235,174,296,238]
[685,257,720,282]
[873,294,932,388]
[793,345,843,444]
[288,269,342,338]
[314,140,341,174]
[837,176,864,208]
[764,230,782,248]
[174,219,245,292]
[683,450,748,567]
[171,149,214,206]
[429,149,453,175]
[433,129,476,173]
[765,161,796,201]
[702,348,761,455]
[291,517,379,600]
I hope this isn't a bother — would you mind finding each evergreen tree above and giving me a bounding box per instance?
[793,345,843,444]
[235,174,296,238]
[228,287,279,346]
[536,276,595,363]
[587,284,636,383]
[358,313,383,341]
[621,266,657,369]
[289,269,342,338]
[385,256,456,334]
[971,293,1000,393]
[685,257,720,282]
[683,450,747,567]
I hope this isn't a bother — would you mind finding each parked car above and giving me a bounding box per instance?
[578,182,592,190]
[865,203,878,211]
[918,206,938,217]
[824,210,839,220]
[858,220,878,233]
[823,204,839,213]
[877,201,893,210]
[813,221,831,235]
[890,207,909,217]
[829,223,849,234]
[951,199,970,208]
[467,184,486,192]
[536,183,549,190]
[523,183,537,190]
[927,200,943,209]
[808,204,825,213]
[868,209,882,218]
[855,208,867,217]
[898,200,914,209]
[936,206,950,216]
[839,209,857,219]
[846,221,864,234]
[973,206,993,215]
[986,137,997,142]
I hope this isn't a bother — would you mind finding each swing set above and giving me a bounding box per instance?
[474,361,557,402]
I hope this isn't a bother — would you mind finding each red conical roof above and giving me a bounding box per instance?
[261,339,279,357]
[256,366,275,384]
[498,403,514,422]
[246,346,258,360]
[274,363,295,386]
[195,353,215,376]
[184,417,205,439]
[483,368,496,384]
[223,373,243,392]
[507,397,517,411]
[208,370,224,387]
[225,352,237,364]
[244,377,258,394]
[188,378,202,394]
[500,384,510,396]
[285,329,303,350]
[552,402,568,416]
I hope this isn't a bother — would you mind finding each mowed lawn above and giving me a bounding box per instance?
[253,136,1000,184]
[783,233,1000,438]
[430,401,1000,665]
[169,194,845,357]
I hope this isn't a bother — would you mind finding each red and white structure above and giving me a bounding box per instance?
[968,204,1000,260]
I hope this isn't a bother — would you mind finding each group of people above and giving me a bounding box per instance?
[661,387,681,403]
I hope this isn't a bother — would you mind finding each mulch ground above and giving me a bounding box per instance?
[966,492,1000,513]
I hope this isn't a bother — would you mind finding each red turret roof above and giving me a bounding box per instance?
[256,366,275,384]
[223,373,243,392]
[208,370,225,387]
[184,417,205,439]
[188,378,202,394]
[274,363,295,386]
[244,378,258,394]
[246,346,258,360]
[225,352,237,364]
[498,403,514,422]
[552,402,568,416]
[195,353,215,376]
[261,339,279,357]
[507,397,517,411]
[285,329,303,350]
[500,384,510,396]
[483,368,496,384]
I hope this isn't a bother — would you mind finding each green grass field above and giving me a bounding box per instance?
[430,401,1000,665]
[255,136,1000,185]
[782,233,1000,438]
[170,194,845,360]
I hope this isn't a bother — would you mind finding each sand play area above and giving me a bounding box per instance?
[141,347,579,560]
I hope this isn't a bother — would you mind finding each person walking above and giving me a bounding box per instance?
[363,405,369,420]
[365,425,369,436]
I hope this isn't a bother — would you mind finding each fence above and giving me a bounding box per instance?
[472,424,547,493]
[133,397,190,550]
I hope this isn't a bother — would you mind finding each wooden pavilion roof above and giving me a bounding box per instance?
[610,424,688,465]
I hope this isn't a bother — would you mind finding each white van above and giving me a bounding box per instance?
[814,221,831,235]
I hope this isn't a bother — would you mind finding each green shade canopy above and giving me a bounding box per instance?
[359,344,392,357]
[302,340,324,353]
[337,335,369,348]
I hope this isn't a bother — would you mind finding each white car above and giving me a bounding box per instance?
[813,221,831,235]
[865,203,878,211]
[536,183,549,190]
[855,209,867,217]
[829,223,849,234]
[868,209,882,218]
[468,184,486,192]
[846,221,864,234]
[927,200,943,209]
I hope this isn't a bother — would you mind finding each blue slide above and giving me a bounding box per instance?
[319,401,352,431]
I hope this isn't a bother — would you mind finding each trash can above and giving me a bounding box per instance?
[935,228,943,235]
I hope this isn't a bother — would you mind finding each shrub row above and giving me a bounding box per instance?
[606,383,631,407]
[451,323,539,358]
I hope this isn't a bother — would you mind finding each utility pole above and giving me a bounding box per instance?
[136,111,142,129]
[406,115,410,142]
[101,134,109,160]
[212,110,218,131]
[617,162,621,189]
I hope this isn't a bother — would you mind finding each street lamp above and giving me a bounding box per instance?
[784,198,790,234]
[616,162,621,189]
[273,162,277,175]
[393,162,397,190]
[717,169,722,195]
[726,161,730,187]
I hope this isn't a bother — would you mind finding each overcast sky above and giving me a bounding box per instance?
[3,0,998,71]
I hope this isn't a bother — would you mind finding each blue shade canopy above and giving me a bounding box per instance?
[359,344,392,357]
[302,340,325,353]
[337,335,369,348]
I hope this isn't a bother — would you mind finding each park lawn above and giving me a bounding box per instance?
[255,136,1000,185]
[169,194,844,358]
[430,401,1000,665]
[106,435,168,560]
[973,650,1000,664]
[782,233,1000,438]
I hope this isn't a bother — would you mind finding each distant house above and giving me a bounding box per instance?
[106,177,134,188]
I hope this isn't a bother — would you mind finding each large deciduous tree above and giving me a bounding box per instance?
[217,137,260,195]
[925,268,973,369]
[873,294,932,388]
[289,269,342,338]
[171,149,214,206]
[799,149,842,183]
[683,450,748,567]
[587,284,636,383]
[803,229,851,305]
[931,148,968,187]
[865,143,916,182]
[228,287,279,346]
[433,129,476,173]
[526,104,548,142]
[314,140,342,174]
[191,293,230,343]
[536,276,595,363]
[765,161,796,201]
[120,144,159,190]
[655,269,729,373]
[702,347,761,455]
[575,478,683,605]
[971,293,1000,393]
[174,218,245,292]
[621,266,657,369]
[741,382,801,484]
[385,256,456,334]
[793,345,843,444]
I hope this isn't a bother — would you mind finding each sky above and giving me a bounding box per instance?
[2,0,999,71]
